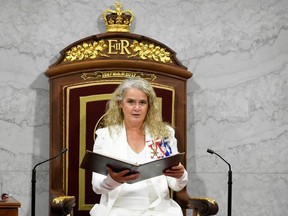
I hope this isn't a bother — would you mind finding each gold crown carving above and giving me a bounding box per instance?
[102,2,134,33]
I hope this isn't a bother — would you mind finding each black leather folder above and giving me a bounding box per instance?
[80,150,185,183]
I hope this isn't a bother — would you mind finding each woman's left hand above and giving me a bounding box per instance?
[164,162,185,179]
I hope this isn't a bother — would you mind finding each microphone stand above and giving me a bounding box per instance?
[31,148,68,216]
[207,149,232,216]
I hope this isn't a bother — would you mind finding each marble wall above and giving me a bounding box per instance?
[0,0,287,215]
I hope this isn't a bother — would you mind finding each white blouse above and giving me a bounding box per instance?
[113,145,158,210]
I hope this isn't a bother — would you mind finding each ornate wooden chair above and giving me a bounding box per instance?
[45,3,218,216]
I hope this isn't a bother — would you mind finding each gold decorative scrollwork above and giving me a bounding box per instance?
[128,40,172,63]
[64,40,109,62]
[81,71,157,81]
[63,38,172,64]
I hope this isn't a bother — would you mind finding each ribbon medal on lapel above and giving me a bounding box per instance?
[147,137,172,159]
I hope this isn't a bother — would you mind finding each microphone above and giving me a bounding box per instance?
[31,148,68,216]
[207,148,232,216]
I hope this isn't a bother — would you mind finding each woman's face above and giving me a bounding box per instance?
[119,87,149,126]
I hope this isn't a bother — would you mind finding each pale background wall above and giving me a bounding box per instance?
[0,0,287,216]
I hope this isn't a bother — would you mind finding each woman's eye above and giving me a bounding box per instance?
[140,101,147,105]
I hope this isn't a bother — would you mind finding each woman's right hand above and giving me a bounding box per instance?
[106,166,140,183]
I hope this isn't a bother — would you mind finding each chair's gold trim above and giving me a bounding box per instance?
[64,80,121,210]
[79,93,113,210]
[153,83,175,127]
[64,80,122,199]
[64,86,70,192]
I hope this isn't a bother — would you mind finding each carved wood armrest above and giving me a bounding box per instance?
[50,190,76,216]
[174,189,219,216]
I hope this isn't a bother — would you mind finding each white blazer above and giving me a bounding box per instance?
[90,124,188,216]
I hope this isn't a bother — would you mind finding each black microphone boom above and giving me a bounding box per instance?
[207,148,231,171]
[31,148,68,216]
[207,148,232,216]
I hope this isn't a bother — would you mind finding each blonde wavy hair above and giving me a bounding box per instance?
[103,77,172,139]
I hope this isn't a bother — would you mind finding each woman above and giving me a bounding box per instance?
[90,77,188,216]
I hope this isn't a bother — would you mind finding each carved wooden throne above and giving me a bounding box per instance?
[45,3,218,216]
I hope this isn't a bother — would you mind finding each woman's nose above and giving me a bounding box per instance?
[133,103,140,110]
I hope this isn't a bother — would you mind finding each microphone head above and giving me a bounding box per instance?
[207,149,214,154]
